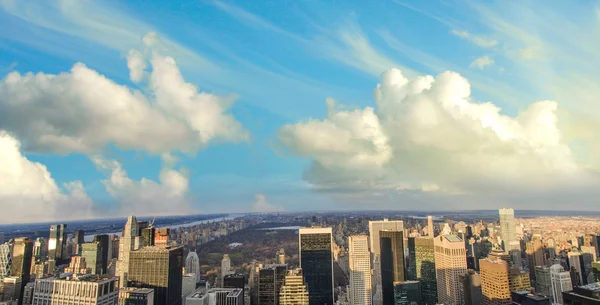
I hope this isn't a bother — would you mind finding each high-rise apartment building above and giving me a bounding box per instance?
[434,235,467,305]
[480,255,511,305]
[380,230,404,305]
[279,269,309,305]
[407,237,437,305]
[460,270,482,305]
[348,235,371,305]
[427,216,434,237]
[82,242,104,275]
[117,216,140,287]
[222,254,233,280]
[185,250,201,283]
[258,264,286,305]
[94,234,111,274]
[153,228,170,248]
[48,224,67,264]
[550,264,572,305]
[32,275,119,305]
[118,287,155,305]
[277,249,286,266]
[299,227,334,305]
[127,246,183,305]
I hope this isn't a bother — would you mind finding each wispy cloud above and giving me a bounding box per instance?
[469,55,494,69]
[451,29,498,48]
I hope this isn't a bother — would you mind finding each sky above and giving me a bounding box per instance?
[1,0,600,224]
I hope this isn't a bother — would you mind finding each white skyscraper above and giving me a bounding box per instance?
[221,254,233,279]
[498,208,516,250]
[348,235,372,305]
[550,264,572,305]
[434,235,468,305]
[185,250,201,283]
[116,216,140,288]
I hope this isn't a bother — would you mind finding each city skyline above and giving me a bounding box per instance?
[2,1,600,224]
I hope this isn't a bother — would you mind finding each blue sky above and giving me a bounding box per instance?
[2,0,600,223]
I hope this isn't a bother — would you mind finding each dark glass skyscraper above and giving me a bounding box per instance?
[93,234,110,274]
[380,230,405,305]
[127,246,183,305]
[407,237,437,305]
[48,224,67,263]
[74,230,85,255]
[82,242,103,275]
[11,237,33,305]
[299,227,334,305]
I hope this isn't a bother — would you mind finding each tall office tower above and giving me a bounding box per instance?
[32,275,119,305]
[10,237,33,305]
[580,246,596,284]
[427,216,434,237]
[186,288,243,305]
[224,273,246,290]
[74,230,85,255]
[2,276,22,301]
[509,248,522,269]
[117,216,140,287]
[546,238,557,260]
[299,227,334,305]
[369,220,405,257]
[222,254,233,280]
[568,251,584,285]
[183,273,197,299]
[526,236,545,282]
[127,246,183,305]
[0,243,12,280]
[434,235,468,305]
[509,268,530,292]
[279,269,309,305]
[93,234,110,274]
[141,227,155,247]
[480,254,511,305]
[379,230,404,305]
[460,270,482,305]
[593,261,600,282]
[48,224,67,263]
[277,249,286,265]
[393,281,421,305]
[118,287,155,305]
[185,250,201,282]
[64,255,91,274]
[82,242,103,275]
[348,235,372,305]
[154,228,170,247]
[534,266,552,297]
[550,264,572,305]
[498,208,516,251]
[407,237,437,305]
[32,238,46,261]
[258,264,287,305]
[596,236,600,259]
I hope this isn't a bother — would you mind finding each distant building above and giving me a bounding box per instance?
[511,291,551,305]
[535,266,552,297]
[82,242,103,275]
[10,237,33,305]
[119,287,155,305]
[434,235,467,305]
[221,254,233,280]
[153,228,170,248]
[407,237,437,305]
[299,227,334,305]
[279,269,309,305]
[64,256,91,275]
[117,216,140,288]
[186,288,243,305]
[380,230,404,305]
[0,243,12,281]
[74,230,85,255]
[32,275,119,305]
[185,251,201,282]
[48,224,67,264]
[393,281,421,305]
[223,274,246,291]
[348,235,371,305]
[562,282,600,305]
[21,282,35,305]
[498,208,516,251]
[551,264,573,305]
[183,273,197,301]
[460,270,482,305]
[93,234,111,274]
[127,246,183,305]
[258,264,286,305]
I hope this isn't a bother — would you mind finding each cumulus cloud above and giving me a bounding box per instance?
[92,157,193,216]
[252,194,284,213]
[470,56,494,69]
[0,132,94,223]
[0,32,248,155]
[451,29,498,48]
[279,67,600,208]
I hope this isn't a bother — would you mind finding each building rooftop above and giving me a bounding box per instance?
[120,288,154,294]
[578,282,600,292]
[443,235,462,242]
[38,275,117,283]
[131,245,182,252]
[187,288,242,299]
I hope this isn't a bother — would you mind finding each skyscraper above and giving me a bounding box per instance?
[348,235,371,305]
[299,227,334,305]
[185,250,201,283]
[480,254,511,305]
[258,264,287,305]
[127,246,183,305]
[32,275,119,305]
[498,208,516,251]
[48,224,67,263]
[154,228,170,247]
[550,264,572,305]
[279,269,309,305]
[434,235,468,305]
[380,230,404,305]
[535,266,552,297]
[10,237,33,305]
[460,270,482,305]
[407,237,437,305]
[427,216,434,237]
[74,230,85,255]
[222,254,233,280]
[93,234,110,274]
[393,281,421,305]
[82,242,103,275]
[369,219,404,305]
[117,216,140,287]
[0,243,11,280]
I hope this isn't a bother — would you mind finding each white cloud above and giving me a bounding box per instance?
[279,67,600,208]
[0,32,248,155]
[451,29,498,48]
[92,157,193,216]
[0,131,94,223]
[470,56,495,69]
[252,194,284,213]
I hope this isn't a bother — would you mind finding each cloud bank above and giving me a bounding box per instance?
[252,194,284,213]
[279,68,600,209]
